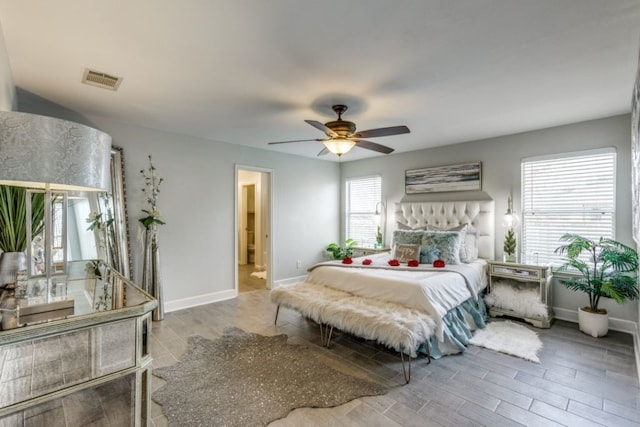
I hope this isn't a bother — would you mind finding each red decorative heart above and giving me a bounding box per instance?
[388,259,400,266]
[362,258,372,265]
[407,259,419,267]
[342,257,353,264]
[433,259,446,268]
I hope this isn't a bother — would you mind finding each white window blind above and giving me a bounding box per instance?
[346,175,381,248]
[521,148,616,266]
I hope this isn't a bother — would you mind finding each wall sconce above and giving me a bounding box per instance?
[0,111,112,303]
[375,201,386,248]
[503,194,520,229]
[502,194,519,262]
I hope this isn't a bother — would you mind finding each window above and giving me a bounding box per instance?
[521,148,616,266]
[345,175,382,248]
[53,198,64,249]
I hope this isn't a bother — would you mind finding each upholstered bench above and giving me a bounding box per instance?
[271,281,435,383]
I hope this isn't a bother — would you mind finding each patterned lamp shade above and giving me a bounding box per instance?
[0,111,112,191]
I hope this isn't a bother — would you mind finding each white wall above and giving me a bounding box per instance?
[0,21,15,110]
[341,114,637,324]
[98,118,341,307]
[16,96,341,309]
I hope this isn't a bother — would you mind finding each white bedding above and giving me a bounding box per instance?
[305,253,487,340]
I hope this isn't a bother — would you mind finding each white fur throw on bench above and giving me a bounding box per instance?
[271,282,436,357]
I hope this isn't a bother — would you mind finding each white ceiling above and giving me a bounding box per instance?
[0,0,638,161]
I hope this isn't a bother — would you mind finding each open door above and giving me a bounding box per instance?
[235,166,272,293]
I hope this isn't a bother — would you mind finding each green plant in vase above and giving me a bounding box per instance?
[0,186,46,253]
[0,186,46,285]
[326,238,357,260]
[139,155,166,229]
[503,228,516,262]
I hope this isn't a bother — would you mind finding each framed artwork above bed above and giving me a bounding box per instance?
[405,162,482,194]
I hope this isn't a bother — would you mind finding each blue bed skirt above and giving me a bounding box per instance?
[425,295,488,359]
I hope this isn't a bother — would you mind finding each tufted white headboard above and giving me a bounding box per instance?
[394,200,495,260]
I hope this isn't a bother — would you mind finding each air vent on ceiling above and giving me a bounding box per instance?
[82,68,123,91]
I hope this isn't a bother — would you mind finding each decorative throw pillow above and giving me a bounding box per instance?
[392,243,421,263]
[420,246,441,264]
[426,223,478,262]
[392,229,425,246]
[421,231,462,264]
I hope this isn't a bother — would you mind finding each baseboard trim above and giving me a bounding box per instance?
[165,276,308,312]
[634,330,640,386]
[273,275,307,288]
[553,307,638,334]
[551,307,577,324]
[165,289,237,313]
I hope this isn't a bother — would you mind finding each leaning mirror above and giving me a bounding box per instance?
[66,147,131,278]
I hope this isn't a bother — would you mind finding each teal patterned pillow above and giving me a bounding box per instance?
[420,246,441,264]
[421,231,462,264]
[392,230,426,246]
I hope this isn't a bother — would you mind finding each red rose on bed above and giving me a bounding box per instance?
[362,258,372,265]
[407,259,419,267]
[388,259,400,266]
[342,257,353,264]
[433,259,445,268]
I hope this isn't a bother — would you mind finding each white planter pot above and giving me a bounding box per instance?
[578,307,608,338]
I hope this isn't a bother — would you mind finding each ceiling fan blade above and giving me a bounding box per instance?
[317,147,330,156]
[268,138,324,145]
[354,139,395,154]
[352,125,410,139]
[305,120,338,138]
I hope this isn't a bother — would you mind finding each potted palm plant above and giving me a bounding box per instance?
[0,185,45,285]
[555,233,639,337]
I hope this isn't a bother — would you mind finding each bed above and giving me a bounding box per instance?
[272,200,495,376]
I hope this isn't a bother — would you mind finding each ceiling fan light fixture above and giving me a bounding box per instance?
[323,138,356,156]
[268,104,408,156]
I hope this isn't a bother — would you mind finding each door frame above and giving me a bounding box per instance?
[234,164,274,292]
[238,183,253,266]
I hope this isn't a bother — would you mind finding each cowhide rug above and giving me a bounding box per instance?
[153,327,388,426]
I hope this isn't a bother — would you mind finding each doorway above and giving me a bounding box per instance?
[236,166,272,293]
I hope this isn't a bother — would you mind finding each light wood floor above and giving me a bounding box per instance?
[238,263,267,293]
[150,290,640,426]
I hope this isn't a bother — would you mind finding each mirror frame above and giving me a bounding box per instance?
[109,146,132,278]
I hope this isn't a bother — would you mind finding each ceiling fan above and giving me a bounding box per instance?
[268,104,410,157]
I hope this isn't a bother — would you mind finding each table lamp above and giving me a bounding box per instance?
[0,111,111,303]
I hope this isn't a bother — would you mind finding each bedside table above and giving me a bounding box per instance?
[486,260,553,328]
[352,246,390,258]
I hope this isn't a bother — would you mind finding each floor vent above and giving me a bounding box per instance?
[82,69,123,91]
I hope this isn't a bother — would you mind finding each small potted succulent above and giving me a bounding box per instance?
[555,233,639,337]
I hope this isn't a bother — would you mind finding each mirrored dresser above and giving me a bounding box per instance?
[0,261,157,426]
